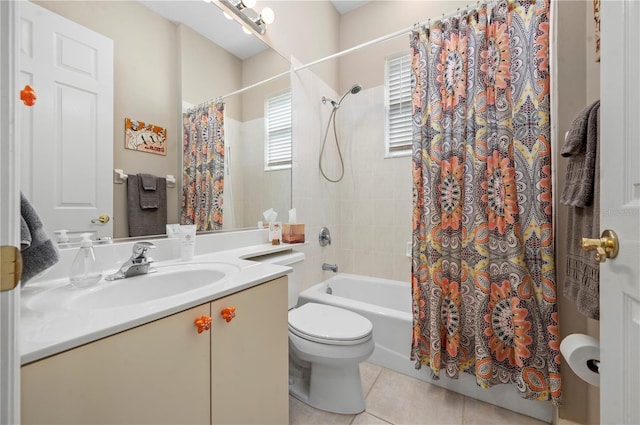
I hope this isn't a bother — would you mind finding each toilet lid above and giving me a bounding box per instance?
[288,303,373,345]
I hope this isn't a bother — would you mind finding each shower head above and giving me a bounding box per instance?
[322,83,363,109]
[349,84,362,95]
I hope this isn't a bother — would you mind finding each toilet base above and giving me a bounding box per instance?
[288,353,368,414]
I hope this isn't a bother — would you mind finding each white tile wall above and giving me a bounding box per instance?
[292,72,413,288]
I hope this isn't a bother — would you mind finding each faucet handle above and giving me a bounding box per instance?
[132,241,155,260]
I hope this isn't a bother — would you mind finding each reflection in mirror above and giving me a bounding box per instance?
[23,0,291,243]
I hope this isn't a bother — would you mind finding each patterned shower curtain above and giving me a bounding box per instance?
[182,101,225,231]
[410,0,561,405]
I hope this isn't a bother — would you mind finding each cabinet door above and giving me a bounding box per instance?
[22,304,211,425]
[211,277,289,424]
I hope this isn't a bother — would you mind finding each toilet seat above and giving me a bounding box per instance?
[288,303,373,346]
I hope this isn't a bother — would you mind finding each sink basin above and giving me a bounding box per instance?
[24,262,240,312]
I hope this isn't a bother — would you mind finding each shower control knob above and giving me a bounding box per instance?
[319,227,332,247]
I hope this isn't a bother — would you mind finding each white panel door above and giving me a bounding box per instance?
[600,1,640,424]
[19,1,113,240]
[0,1,20,423]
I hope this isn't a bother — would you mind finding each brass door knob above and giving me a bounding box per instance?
[581,229,619,263]
[91,214,110,224]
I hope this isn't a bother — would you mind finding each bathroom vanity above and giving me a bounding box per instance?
[19,237,293,425]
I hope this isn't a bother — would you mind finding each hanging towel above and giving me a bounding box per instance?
[561,100,600,320]
[127,174,167,237]
[561,100,600,206]
[138,173,160,209]
[20,192,59,284]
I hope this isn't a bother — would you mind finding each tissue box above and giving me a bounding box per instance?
[283,224,305,243]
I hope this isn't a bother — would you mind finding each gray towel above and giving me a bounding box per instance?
[138,173,160,209]
[562,101,600,320]
[127,175,167,237]
[561,100,600,207]
[20,192,59,284]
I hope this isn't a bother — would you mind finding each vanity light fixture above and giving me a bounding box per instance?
[216,0,275,35]
[236,0,256,10]
[256,7,275,25]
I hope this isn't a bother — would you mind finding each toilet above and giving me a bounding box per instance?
[261,250,374,415]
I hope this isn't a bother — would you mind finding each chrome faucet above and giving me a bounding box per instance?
[106,242,156,281]
[322,263,338,273]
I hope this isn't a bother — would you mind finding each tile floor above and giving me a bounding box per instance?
[289,362,549,425]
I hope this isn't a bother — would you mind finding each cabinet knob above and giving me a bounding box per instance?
[221,307,236,323]
[20,84,37,106]
[194,315,212,333]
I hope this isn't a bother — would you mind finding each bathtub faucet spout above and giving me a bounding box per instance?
[322,263,338,273]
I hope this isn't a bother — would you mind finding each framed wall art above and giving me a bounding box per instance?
[125,118,167,155]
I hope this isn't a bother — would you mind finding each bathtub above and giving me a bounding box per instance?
[298,273,553,423]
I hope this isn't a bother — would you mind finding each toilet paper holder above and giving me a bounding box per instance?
[586,359,600,374]
[560,333,601,387]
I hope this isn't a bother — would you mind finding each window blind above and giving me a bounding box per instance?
[265,91,292,170]
[385,54,412,157]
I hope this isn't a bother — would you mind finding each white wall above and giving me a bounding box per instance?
[333,85,412,281]
[291,63,340,290]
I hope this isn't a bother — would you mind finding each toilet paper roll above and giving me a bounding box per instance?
[560,333,600,387]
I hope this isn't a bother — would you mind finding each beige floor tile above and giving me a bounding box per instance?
[462,397,549,425]
[352,412,393,425]
[289,395,355,425]
[365,368,465,425]
[360,362,383,398]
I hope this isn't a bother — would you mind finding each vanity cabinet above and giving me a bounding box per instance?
[210,276,289,424]
[21,277,288,425]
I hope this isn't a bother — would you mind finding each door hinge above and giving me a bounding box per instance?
[1,246,22,292]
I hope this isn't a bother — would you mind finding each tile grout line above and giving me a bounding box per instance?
[350,366,387,425]
[461,395,467,425]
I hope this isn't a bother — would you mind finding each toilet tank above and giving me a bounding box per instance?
[250,251,305,309]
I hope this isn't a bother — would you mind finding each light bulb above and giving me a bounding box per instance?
[222,11,233,20]
[240,0,256,9]
[260,7,275,24]
[242,26,252,35]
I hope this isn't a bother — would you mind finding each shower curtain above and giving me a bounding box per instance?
[182,101,225,231]
[410,0,561,405]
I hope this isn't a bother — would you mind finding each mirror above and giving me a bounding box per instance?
[27,0,291,241]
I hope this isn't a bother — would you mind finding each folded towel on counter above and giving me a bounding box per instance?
[20,192,59,284]
[562,100,600,320]
[127,174,167,237]
[138,173,160,209]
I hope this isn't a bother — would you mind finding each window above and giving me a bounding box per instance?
[264,91,292,171]
[384,53,413,158]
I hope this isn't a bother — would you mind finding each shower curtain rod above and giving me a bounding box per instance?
[186,67,291,112]
[293,0,497,73]
[202,1,496,107]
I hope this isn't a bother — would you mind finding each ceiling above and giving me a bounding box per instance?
[138,0,369,61]
[331,0,369,15]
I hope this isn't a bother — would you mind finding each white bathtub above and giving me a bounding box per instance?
[298,273,553,423]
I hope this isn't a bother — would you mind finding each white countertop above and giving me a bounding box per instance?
[20,243,297,365]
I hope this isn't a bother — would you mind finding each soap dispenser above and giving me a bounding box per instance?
[69,233,102,287]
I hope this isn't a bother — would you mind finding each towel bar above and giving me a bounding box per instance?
[114,169,176,187]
